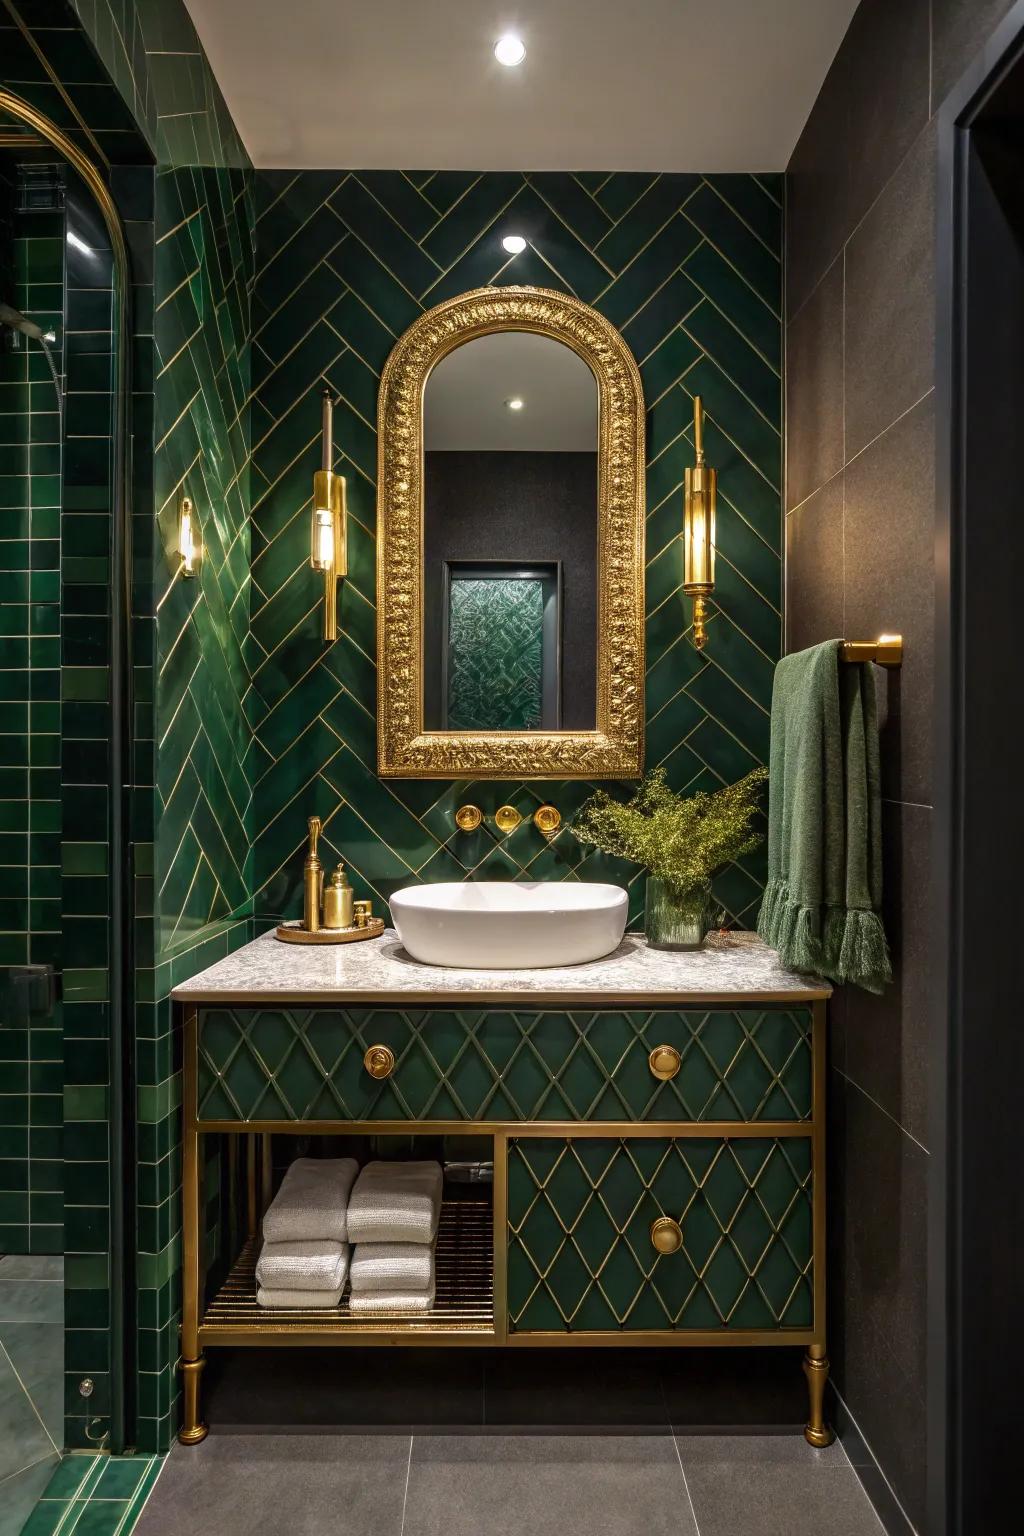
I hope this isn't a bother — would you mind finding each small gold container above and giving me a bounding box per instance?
[322,863,354,930]
[352,899,373,928]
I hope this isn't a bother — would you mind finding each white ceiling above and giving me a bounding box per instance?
[183,0,858,171]
[425,332,597,451]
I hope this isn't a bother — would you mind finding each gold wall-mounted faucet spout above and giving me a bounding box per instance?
[303,816,324,931]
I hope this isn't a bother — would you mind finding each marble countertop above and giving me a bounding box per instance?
[172,928,830,1005]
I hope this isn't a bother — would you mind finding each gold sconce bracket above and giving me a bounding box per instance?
[532,805,561,836]
[495,805,523,835]
[683,395,716,651]
[455,804,483,832]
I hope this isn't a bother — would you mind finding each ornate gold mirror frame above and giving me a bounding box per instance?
[376,285,645,779]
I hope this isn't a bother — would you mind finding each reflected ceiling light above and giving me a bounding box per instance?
[502,234,527,254]
[505,397,525,411]
[66,231,91,256]
[494,34,526,66]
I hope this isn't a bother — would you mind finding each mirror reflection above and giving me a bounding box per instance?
[423,331,598,732]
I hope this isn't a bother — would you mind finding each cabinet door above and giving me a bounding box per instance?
[506,1136,813,1334]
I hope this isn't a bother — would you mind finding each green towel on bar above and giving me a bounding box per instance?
[757,640,891,993]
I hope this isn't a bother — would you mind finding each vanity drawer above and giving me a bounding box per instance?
[194,1007,812,1124]
[505,1135,814,1334]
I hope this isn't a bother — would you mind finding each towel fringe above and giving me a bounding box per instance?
[757,879,891,994]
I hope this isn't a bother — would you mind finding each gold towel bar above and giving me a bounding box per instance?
[839,635,902,667]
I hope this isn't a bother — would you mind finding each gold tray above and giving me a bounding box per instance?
[274,918,385,945]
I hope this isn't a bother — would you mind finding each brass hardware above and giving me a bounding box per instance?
[352,899,373,928]
[648,1045,681,1081]
[803,1347,834,1447]
[683,395,716,652]
[495,805,522,835]
[376,285,645,780]
[302,816,324,932]
[839,634,903,667]
[533,804,561,835]
[322,863,354,930]
[650,1216,683,1255]
[364,1044,396,1080]
[455,804,483,832]
[179,496,199,577]
[310,388,347,643]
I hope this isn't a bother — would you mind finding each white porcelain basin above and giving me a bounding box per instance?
[389,881,629,969]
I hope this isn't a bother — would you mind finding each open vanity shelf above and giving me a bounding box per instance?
[203,1197,495,1344]
[173,928,831,1445]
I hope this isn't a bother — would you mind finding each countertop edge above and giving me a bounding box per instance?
[170,985,831,1004]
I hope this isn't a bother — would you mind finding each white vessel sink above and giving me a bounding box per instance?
[389,881,629,969]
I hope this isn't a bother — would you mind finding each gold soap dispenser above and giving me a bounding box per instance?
[322,862,354,930]
[303,816,324,931]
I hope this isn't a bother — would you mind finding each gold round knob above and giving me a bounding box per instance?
[648,1044,681,1081]
[455,804,482,832]
[494,804,522,834]
[533,804,561,835]
[650,1217,683,1255]
[364,1045,395,1080]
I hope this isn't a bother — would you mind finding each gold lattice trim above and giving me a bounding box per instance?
[376,286,645,779]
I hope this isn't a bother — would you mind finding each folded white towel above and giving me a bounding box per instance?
[262,1157,359,1244]
[255,1239,350,1292]
[347,1161,443,1245]
[257,1286,343,1309]
[350,1243,435,1293]
[348,1282,436,1315]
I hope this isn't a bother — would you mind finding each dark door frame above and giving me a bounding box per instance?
[933,6,1024,1532]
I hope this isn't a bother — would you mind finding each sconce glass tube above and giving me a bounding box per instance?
[310,386,347,641]
[179,495,199,578]
[683,395,716,650]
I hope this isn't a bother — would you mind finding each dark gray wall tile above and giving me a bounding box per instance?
[843,392,935,806]
[786,255,845,509]
[845,121,936,459]
[931,0,1016,111]
[844,801,931,1149]
[786,51,849,317]
[844,0,930,229]
[785,475,844,654]
[833,1086,928,1533]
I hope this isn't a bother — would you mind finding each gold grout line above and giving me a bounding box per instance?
[702,176,782,263]
[350,173,444,273]
[416,171,484,243]
[679,209,781,322]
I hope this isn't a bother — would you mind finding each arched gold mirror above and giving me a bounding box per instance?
[376,286,645,779]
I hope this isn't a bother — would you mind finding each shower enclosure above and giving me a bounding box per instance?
[0,91,135,1461]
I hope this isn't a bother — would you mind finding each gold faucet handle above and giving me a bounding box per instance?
[532,805,561,836]
[306,816,322,858]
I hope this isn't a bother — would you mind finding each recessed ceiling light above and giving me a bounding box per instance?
[494,34,526,66]
[505,397,525,411]
[502,234,527,255]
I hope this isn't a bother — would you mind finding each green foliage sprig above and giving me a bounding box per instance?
[569,766,768,898]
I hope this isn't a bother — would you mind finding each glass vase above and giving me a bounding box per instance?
[644,877,711,951]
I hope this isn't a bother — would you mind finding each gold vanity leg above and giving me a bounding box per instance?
[179,1006,208,1446]
[804,1000,834,1447]
[803,1345,834,1447]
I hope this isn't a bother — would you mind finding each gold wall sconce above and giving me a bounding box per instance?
[310,385,347,642]
[179,495,200,578]
[683,394,716,651]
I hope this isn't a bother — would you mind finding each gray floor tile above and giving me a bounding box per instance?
[0,1322,63,1449]
[674,1431,849,1468]
[402,1434,696,1536]
[0,1349,54,1484]
[132,1434,411,1536]
[0,1257,63,1283]
[0,1281,63,1324]
[680,1461,884,1536]
[0,1452,60,1536]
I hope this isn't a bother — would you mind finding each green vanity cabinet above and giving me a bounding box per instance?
[505,1134,814,1335]
[194,1006,813,1125]
[174,936,831,1448]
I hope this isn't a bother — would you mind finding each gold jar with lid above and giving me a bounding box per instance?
[322,863,354,929]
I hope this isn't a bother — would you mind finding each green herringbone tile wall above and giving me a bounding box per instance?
[250,171,781,931]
